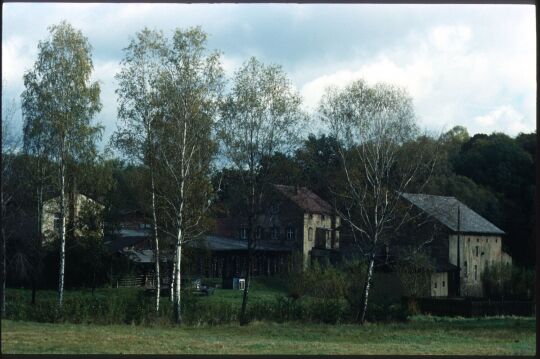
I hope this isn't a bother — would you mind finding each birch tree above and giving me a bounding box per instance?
[1,94,21,316]
[218,57,305,325]
[21,21,102,307]
[113,28,166,314]
[320,80,435,324]
[154,27,224,324]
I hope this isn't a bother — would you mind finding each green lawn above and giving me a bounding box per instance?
[5,276,288,304]
[1,316,535,355]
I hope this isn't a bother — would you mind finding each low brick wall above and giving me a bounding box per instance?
[402,297,535,317]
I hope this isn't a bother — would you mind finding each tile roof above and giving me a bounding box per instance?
[274,184,333,215]
[400,193,504,235]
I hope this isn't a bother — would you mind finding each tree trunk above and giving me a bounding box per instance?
[240,186,255,325]
[1,227,5,317]
[1,168,6,317]
[358,252,376,324]
[170,257,175,302]
[57,153,66,308]
[239,250,252,325]
[173,230,182,324]
[151,171,160,314]
[33,181,44,306]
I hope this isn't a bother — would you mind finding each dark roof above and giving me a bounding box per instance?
[107,236,150,253]
[274,184,333,215]
[400,193,504,235]
[432,256,459,273]
[190,235,293,252]
[121,249,155,263]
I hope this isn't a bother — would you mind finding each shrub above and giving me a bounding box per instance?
[481,263,534,300]
[287,261,347,299]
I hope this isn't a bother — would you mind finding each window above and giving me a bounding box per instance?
[53,213,62,233]
[495,239,498,243]
[271,227,279,240]
[486,238,488,243]
[308,227,313,241]
[255,227,261,239]
[464,261,468,277]
[434,282,437,289]
[309,214,313,220]
[477,238,479,242]
[475,246,479,257]
[321,215,325,221]
[240,228,247,240]
[474,265,478,280]
[442,281,445,287]
[467,238,470,243]
[287,227,295,240]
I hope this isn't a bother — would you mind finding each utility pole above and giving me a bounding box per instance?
[456,204,461,297]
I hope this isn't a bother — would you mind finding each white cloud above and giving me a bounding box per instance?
[2,35,35,84]
[428,25,472,53]
[298,17,535,136]
[473,106,529,135]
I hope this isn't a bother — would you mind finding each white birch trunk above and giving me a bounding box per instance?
[170,255,175,302]
[150,171,160,314]
[57,153,66,308]
[358,253,375,324]
[173,224,183,324]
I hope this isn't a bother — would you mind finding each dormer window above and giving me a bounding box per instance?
[240,228,247,240]
[287,227,295,240]
[255,227,261,239]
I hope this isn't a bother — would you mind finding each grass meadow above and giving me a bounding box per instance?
[2,316,535,355]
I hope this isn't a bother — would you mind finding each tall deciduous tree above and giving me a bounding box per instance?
[21,21,102,307]
[320,80,435,324]
[154,27,224,324]
[218,57,305,325]
[114,28,166,314]
[1,93,21,317]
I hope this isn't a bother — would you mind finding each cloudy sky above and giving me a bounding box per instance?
[2,3,536,148]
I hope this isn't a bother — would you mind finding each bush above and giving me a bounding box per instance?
[287,261,347,299]
[482,263,534,300]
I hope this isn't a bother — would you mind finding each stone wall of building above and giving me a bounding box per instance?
[42,194,103,241]
[431,272,449,297]
[302,213,340,264]
[448,233,509,297]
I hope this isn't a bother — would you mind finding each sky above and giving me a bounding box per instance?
[2,3,536,149]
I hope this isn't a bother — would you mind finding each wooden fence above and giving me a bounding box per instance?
[402,297,535,317]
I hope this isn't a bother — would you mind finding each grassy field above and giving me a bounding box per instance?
[1,316,535,354]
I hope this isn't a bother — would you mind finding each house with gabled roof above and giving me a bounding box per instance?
[400,193,511,297]
[198,184,341,277]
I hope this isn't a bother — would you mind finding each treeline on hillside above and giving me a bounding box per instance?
[1,21,535,324]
